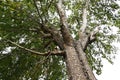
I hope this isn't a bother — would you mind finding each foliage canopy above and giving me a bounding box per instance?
[0,0,120,79]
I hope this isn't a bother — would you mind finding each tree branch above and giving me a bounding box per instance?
[80,0,89,33]
[56,0,73,46]
[82,26,100,51]
[78,1,89,48]
[30,21,64,50]
[57,0,68,28]
[28,1,65,50]
[33,0,43,23]
[90,26,101,41]
[26,2,65,50]
[29,28,52,38]
[8,40,65,56]
[42,26,64,50]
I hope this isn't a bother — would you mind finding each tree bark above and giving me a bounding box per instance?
[65,44,86,80]
[64,41,96,80]
[74,40,96,80]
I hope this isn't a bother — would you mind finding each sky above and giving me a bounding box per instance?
[96,46,120,80]
[87,25,120,80]
[95,1,120,80]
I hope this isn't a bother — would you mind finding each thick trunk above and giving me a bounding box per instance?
[65,45,86,80]
[65,42,96,80]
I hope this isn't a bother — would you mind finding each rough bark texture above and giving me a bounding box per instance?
[65,45,86,80]
[64,39,96,80]
[75,40,96,80]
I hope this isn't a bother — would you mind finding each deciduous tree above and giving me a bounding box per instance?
[0,0,120,80]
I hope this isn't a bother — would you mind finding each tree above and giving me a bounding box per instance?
[0,0,120,80]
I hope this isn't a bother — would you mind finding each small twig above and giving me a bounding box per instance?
[33,0,43,23]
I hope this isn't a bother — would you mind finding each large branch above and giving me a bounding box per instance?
[78,1,90,50]
[80,0,89,33]
[78,0,101,51]
[56,0,73,46]
[8,40,65,56]
[57,0,68,28]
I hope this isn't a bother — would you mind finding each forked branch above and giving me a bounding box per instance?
[83,26,101,50]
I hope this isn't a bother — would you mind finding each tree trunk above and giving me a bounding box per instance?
[64,42,96,80]
[65,45,86,80]
[56,1,97,80]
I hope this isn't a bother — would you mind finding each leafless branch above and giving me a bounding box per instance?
[8,40,65,56]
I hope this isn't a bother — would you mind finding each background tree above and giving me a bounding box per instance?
[0,0,120,80]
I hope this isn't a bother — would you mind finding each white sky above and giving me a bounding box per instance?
[96,1,120,80]
[96,44,120,80]
[92,26,120,80]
